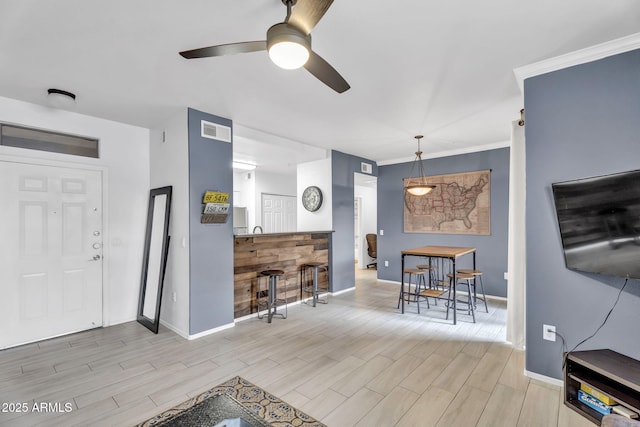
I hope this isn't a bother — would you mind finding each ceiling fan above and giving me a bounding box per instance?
[179,0,350,93]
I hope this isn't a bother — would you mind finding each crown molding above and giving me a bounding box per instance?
[378,140,510,166]
[514,32,640,93]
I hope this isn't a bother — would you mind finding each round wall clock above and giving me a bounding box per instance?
[302,186,323,212]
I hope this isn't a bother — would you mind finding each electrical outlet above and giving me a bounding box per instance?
[504,272,509,280]
[379,229,384,235]
[384,260,389,267]
[172,292,177,302]
[543,324,556,341]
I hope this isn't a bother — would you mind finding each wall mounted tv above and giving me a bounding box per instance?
[552,169,640,279]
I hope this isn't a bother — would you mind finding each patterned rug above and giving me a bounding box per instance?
[136,376,326,427]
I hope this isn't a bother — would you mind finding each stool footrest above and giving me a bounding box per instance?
[420,289,444,298]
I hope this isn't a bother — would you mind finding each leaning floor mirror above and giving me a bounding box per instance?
[138,186,172,333]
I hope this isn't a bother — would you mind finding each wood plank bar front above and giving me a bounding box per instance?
[233,231,332,319]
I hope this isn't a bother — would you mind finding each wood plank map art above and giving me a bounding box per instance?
[404,169,490,235]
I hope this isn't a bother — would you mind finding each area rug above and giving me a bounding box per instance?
[136,376,326,427]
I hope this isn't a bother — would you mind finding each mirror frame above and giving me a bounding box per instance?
[137,186,172,333]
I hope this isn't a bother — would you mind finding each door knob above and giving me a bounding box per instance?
[90,255,101,261]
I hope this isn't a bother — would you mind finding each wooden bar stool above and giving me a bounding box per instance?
[301,262,328,307]
[445,272,476,323]
[457,269,488,312]
[258,269,287,323]
[397,268,428,313]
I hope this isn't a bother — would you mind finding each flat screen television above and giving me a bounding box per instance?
[552,169,640,279]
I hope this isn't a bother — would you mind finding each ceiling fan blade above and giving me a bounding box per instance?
[304,50,350,93]
[179,41,266,59]
[287,0,334,35]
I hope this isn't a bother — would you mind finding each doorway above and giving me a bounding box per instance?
[354,173,377,271]
[0,160,104,349]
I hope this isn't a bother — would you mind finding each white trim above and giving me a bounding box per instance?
[524,369,564,387]
[378,140,511,166]
[159,319,189,339]
[188,322,235,340]
[514,32,640,92]
[0,154,111,328]
[379,279,400,285]
[331,287,355,296]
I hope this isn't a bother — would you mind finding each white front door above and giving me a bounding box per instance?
[0,161,103,349]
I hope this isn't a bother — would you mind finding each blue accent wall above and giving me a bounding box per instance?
[524,49,640,379]
[331,150,378,292]
[377,148,510,298]
[188,108,234,334]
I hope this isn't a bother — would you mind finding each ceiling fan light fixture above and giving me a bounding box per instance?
[46,88,76,110]
[267,23,310,70]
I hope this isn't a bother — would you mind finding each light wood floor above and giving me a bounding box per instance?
[0,269,592,427]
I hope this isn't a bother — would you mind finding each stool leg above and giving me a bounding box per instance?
[281,276,288,319]
[445,276,453,321]
[269,275,278,323]
[478,276,488,312]
[466,280,476,323]
[313,266,319,307]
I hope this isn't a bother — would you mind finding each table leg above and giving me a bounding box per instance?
[452,258,457,325]
[473,252,477,307]
[401,254,406,314]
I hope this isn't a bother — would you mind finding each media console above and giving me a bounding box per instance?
[565,349,640,425]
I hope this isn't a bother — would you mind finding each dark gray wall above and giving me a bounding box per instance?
[331,150,378,292]
[525,49,640,379]
[377,148,510,298]
[188,108,234,334]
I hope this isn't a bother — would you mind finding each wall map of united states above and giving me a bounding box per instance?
[404,170,491,235]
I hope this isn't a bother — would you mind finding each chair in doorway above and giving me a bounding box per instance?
[366,233,377,269]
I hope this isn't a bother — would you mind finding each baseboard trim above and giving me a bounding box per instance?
[524,370,563,387]
[188,322,235,340]
[331,287,355,296]
[159,319,189,339]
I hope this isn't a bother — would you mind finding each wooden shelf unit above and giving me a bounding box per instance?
[565,349,640,425]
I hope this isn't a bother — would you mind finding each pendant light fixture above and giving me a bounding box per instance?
[405,135,436,196]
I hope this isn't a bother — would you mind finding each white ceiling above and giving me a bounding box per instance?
[0,1,639,168]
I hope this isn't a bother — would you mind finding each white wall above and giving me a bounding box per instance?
[0,96,150,326]
[354,182,377,268]
[233,170,256,232]
[150,110,189,336]
[297,158,332,231]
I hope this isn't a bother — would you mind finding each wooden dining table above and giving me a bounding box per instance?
[400,245,476,324]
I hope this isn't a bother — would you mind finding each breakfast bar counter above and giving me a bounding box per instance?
[233,231,332,318]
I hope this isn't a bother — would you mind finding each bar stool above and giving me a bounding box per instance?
[416,264,443,306]
[397,268,428,313]
[258,269,287,323]
[457,269,488,312]
[301,262,328,307]
[416,264,439,290]
[445,272,476,323]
